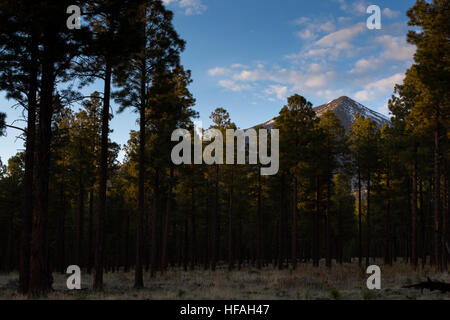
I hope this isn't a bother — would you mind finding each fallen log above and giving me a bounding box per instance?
[403,278,450,294]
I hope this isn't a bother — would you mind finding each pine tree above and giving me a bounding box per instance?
[76,0,146,290]
[318,111,347,267]
[0,0,40,294]
[349,114,380,266]
[113,0,185,287]
[407,0,450,270]
[277,94,317,269]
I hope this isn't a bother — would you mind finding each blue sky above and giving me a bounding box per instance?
[0,0,416,163]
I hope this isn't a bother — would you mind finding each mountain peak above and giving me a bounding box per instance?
[254,96,390,131]
[314,96,390,131]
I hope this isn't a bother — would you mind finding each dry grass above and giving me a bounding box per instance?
[0,260,448,300]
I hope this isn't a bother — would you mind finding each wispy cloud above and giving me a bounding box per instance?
[287,23,366,62]
[209,62,337,102]
[231,64,249,69]
[375,35,415,61]
[383,8,400,19]
[218,80,252,92]
[292,17,336,42]
[315,23,365,47]
[353,73,405,101]
[349,57,384,74]
[335,0,368,15]
[208,67,230,76]
[296,29,317,40]
[264,85,288,101]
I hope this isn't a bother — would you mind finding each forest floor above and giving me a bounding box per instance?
[0,259,449,300]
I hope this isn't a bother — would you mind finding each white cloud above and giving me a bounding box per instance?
[293,18,336,43]
[304,72,336,89]
[353,73,405,101]
[208,67,230,76]
[365,73,405,91]
[231,64,249,69]
[308,63,325,73]
[383,8,400,19]
[303,47,332,58]
[218,80,251,92]
[232,65,336,92]
[289,23,366,60]
[315,23,365,47]
[292,17,310,25]
[375,35,415,61]
[354,1,368,15]
[319,21,336,33]
[317,89,344,100]
[264,85,288,100]
[349,57,384,74]
[213,62,338,99]
[232,69,271,82]
[336,0,369,15]
[162,0,206,15]
[296,29,317,40]
[353,90,371,101]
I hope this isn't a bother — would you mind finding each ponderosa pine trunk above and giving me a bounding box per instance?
[150,169,160,277]
[19,36,38,294]
[358,167,362,266]
[325,176,331,268]
[366,171,371,267]
[237,206,243,270]
[183,203,189,272]
[57,183,66,274]
[135,74,146,287]
[442,174,448,270]
[433,126,441,270]
[161,168,173,273]
[211,165,219,271]
[87,189,94,274]
[292,176,297,269]
[277,175,284,270]
[203,178,210,270]
[411,150,418,268]
[313,175,320,267]
[124,209,130,272]
[228,169,234,271]
[93,60,112,291]
[29,32,55,296]
[75,164,84,267]
[337,199,343,265]
[5,214,13,272]
[385,163,392,266]
[419,180,426,268]
[190,185,197,270]
[257,166,262,269]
